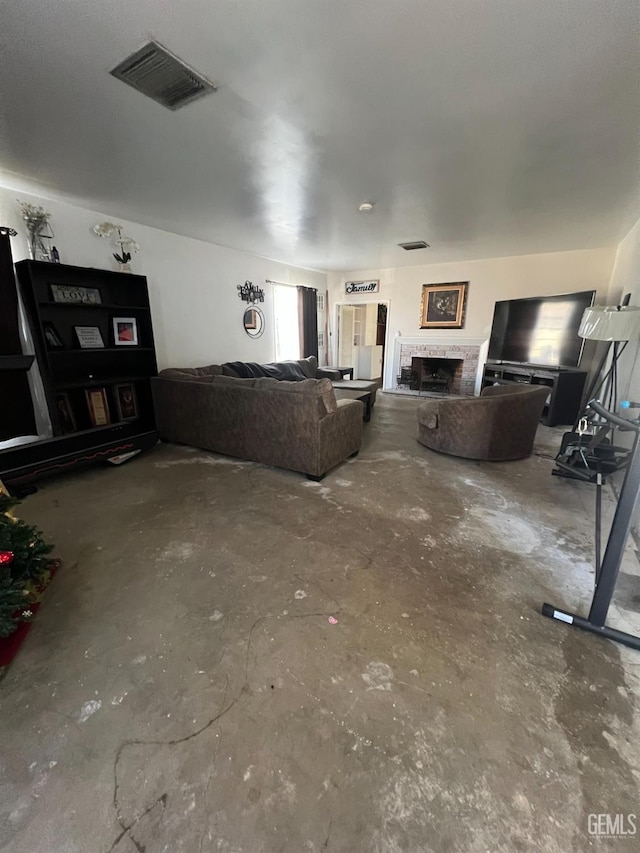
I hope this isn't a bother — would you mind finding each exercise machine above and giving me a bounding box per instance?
[542,399,640,651]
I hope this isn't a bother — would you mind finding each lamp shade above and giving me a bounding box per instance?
[578,306,640,342]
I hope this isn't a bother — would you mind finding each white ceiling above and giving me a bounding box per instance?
[1,0,639,271]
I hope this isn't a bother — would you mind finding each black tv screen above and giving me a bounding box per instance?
[488,291,596,368]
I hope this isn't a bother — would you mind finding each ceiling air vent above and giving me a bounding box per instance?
[110,41,217,110]
[398,241,430,251]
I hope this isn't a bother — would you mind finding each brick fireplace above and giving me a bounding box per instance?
[394,338,482,396]
[410,356,464,394]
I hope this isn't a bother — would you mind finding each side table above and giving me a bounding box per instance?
[327,366,354,380]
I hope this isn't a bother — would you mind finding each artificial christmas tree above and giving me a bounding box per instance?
[0,487,55,639]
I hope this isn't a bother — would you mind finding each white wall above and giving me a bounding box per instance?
[0,186,326,370]
[328,248,616,388]
[606,217,640,403]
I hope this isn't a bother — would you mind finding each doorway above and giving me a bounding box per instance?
[336,302,388,381]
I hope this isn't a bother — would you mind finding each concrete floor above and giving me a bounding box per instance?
[1,393,640,853]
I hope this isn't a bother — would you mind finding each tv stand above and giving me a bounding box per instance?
[482,362,586,427]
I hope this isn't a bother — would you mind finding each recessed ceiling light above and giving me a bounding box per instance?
[358,202,375,212]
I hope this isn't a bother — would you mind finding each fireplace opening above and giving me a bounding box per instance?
[410,357,463,394]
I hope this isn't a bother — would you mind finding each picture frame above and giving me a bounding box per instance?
[50,283,102,304]
[114,383,138,421]
[85,387,111,427]
[43,321,64,350]
[112,317,139,346]
[420,282,469,329]
[74,326,105,349]
[55,393,77,434]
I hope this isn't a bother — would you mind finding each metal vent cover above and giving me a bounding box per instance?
[398,241,430,250]
[110,41,216,110]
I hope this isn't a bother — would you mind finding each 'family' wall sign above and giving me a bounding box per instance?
[345,279,379,294]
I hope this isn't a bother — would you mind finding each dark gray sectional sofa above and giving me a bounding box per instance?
[151,363,364,479]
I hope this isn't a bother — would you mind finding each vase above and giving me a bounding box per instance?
[117,262,132,273]
[27,227,50,261]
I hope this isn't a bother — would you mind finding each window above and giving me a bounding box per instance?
[273,284,300,361]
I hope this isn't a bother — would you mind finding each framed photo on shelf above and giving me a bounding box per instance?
[43,321,64,350]
[85,387,111,427]
[419,282,469,329]
[74,326,105,349]
[50,283,102,304]
[56,393,77,434]
[115,383,138,421]
[112,317,139,346]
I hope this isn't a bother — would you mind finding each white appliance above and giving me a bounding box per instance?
[357,345,383,380]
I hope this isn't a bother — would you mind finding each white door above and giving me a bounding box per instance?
[338,306,357,373]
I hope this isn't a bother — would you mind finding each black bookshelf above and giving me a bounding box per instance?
[0,228,36,441]
[0,261,159,488]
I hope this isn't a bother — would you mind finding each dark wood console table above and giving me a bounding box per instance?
[482,362,586,427]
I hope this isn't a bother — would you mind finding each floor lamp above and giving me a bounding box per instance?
[554,302,640,483]
[576,301,640,421]
[544,308,640,652]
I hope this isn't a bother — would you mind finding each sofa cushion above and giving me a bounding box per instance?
[296,356,317,379]
[213,375,257,388]
[254,376,337,416]
[267,362,308,381]
[158,367,220,381]
[221,360,307,381]
[212,374,335,417]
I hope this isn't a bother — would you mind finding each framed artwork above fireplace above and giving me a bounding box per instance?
[420,282,468,329]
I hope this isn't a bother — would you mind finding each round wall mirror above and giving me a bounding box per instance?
[243,305,265,338]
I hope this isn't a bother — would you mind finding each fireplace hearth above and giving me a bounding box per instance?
[410,357,463,394]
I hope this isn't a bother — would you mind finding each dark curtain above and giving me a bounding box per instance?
[297,286,318,360]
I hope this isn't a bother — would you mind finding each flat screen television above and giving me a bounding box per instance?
[488,291,596,368]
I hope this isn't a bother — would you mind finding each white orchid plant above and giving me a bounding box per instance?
[93,221,140,266]
[17,200,53,259]
[17,200,51,233]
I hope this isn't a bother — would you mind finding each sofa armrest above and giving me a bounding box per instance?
[315,399,363,476]
[317,367,343,381]
[418,401,441,430]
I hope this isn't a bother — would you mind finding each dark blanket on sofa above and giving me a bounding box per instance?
[223,361,308,381]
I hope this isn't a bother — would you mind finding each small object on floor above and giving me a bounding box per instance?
[328,616,338,624]
[107,449,142,466]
